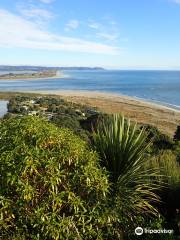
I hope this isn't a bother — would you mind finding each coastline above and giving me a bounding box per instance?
[29,90,180,112]
[0,73,65,81]
[24,90,180,136]
[0,90,179,136]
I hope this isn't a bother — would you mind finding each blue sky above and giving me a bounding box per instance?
[0,0,180,69]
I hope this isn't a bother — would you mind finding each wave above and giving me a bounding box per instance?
[131,95,180,111]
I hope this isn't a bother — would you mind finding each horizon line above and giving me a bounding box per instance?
[0,64,180,71]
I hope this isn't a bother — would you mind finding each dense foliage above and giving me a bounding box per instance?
[144,150,180,236]
[6,96,99,141]
[0,116,115,239]
[1,95,180,239]
[174,125,180,141]
[140,124,174,152]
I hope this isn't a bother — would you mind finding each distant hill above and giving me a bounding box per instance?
[0,66,105,71]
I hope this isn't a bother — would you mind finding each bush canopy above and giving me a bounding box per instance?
[0,116,111,239]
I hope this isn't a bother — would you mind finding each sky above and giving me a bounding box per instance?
[0,0,180,69]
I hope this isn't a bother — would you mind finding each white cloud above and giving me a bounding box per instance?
[65,20,79,31]
[39,0,54,3]
[19,7,53,20]
[88,22,100,30]
[0,9,119,55]
[88,19,120,42]
[97,32,119,41]
[171,0,180,3]
[16,1,54,27]
[88,20,117,30]
[110,21,117,26]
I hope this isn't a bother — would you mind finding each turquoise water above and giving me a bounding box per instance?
[0,70,180,109]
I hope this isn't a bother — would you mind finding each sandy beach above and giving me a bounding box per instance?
[0,71,65,81]
[0,89,179,136]
[25,90,180,137]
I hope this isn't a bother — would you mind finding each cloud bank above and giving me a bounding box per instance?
[0,9,119,55]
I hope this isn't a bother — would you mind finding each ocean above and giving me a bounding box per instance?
[0,70,180,109]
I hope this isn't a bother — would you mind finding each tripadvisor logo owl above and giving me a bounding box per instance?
[135,227,143,235]
[134,226,174,235]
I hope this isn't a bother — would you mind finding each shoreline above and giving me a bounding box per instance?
[27,90,180,113]
[24,90,180,136]
[0,90,179,136]
[0,76,63,81]
[0,73,65,81]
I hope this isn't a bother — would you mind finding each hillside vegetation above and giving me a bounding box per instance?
[0,96,180,239]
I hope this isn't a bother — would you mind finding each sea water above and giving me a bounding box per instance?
[0,70,179,109]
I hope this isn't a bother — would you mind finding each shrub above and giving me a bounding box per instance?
[51,115,89,141]
[175,142,180,164]
[0,116,113,239]
[92,114,161,227]
[80,113,107,132]
[141,124,174,151]
[144,150,180,235]
[52,114,81,130]
[174,125,180,141]
[174,125,180,164]
[145,150,180,186]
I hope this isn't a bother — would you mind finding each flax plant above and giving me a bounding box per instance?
[93,114,161,219]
